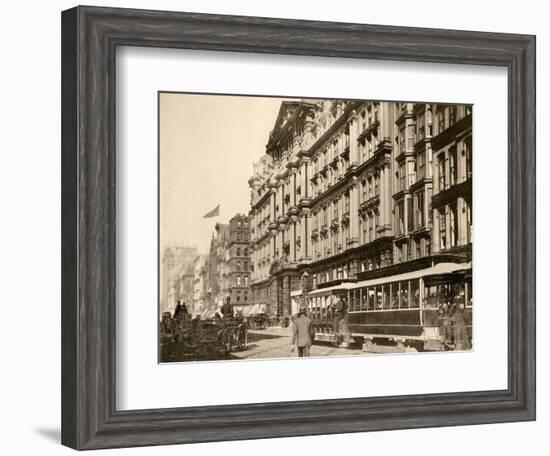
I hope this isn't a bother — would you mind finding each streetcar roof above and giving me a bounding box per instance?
[307,282,355,297]
[352,262,472,289]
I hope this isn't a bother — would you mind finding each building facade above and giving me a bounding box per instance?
[227,214,252,309]
[203,222,231,312]
[248,99,472,317]
[160,245,198,315]
[192,254,208,316]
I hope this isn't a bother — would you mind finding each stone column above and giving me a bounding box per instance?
[383,163,392,228]
[433,152,440,193]
[458,197,467,246]
[303,208,311,260]
[300,211,307,260]
[349,111,359,165]
[279,182,284,217]
[283,276,291,316]
[303,158,310,198]
[434,207,442,253]
[270,187,276,219]
[403,195,409,236]
[290,221,297,262]
[446,206,451,249]
[349,177,359,247]
[291,168,297,206]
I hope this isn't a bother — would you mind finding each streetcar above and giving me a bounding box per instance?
[304,261,472,351]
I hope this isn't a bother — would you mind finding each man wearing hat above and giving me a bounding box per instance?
[291,304,315,357]
[221,296,234,319]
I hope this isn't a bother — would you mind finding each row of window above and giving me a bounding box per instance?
[233,231,250,242]
[232,290,249,302]
[232,260,249,272]
[438,200,472,250]
[308,277,472,316]
[395,190,433,235]
[435,140,472,194]
[233,247,249,257]
[395,237,431,263]
[233,275,249,287]
[348,280,421,311]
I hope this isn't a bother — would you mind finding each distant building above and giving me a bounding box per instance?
[160,245,198,315]
[192,254,208,316]
[227,214,251,311]
[204,222,231,312]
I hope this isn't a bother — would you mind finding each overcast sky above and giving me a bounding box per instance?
[159,93,283,254]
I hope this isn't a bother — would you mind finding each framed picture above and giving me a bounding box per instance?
[61,5,536,450]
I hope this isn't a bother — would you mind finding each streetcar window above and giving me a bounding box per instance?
[360,288,367,311]
[439,284,451,305]
[375,287,383,309]
[424,285,439,308]
[391,282,399,309]
[466,277,473,307]
[366,288,373,310]
[400,281,409,308]
[410,279,420,308]
[383,284,390,309]
[452,282,466,309]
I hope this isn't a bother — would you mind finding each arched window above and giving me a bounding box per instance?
[244,248,248,256]
[236,247,241,257]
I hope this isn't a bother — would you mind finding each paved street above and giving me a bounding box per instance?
[229,326,366,360]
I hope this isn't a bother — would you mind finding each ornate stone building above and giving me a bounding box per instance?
[192,254,208,316]
[227,214,251,309]
[248,99,472,318]
[205,222,231,311]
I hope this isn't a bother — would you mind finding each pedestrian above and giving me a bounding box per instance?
[332,296,352,347]
[332,296,345,345]
[291,304,315,357]
[181,302,189,315]
[221,296,234,319]
[173,301,183,320]
[453,297,471,351]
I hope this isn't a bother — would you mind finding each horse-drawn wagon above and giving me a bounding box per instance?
[160,313,247,362]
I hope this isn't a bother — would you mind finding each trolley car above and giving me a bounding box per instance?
[305,261,472,351]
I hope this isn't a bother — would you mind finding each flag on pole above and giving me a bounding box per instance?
[203,204,220,218]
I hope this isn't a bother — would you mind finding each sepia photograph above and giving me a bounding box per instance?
[159,93,473,363]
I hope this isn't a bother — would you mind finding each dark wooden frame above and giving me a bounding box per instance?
[61,5,536,450]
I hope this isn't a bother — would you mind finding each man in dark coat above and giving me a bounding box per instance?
[221,296,233,319]
[332,296,351,347]
[179,302,190,320]
[173,301,183,320]
[291,305,315,357]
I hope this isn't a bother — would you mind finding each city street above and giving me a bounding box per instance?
[230,326,366,360]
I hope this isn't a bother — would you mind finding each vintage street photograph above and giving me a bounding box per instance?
[159,93,473,363]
